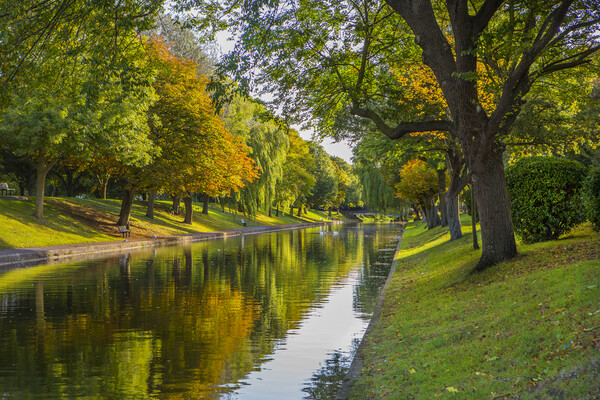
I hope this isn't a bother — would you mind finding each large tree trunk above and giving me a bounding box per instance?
[183,194,193,224]
[146,191,155,219]
[422,201,441,229]
[446,191,462,240]
[298,204,302,217]
[202,195,209,214]
[276,204,279,217]
[290,205,294,216]
[470,150,516,271]
[437,168,448,226]
[172,196,181,215]
[117,187,135,227]
[33,159,55,220]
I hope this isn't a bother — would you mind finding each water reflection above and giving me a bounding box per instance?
[0,223,401,399]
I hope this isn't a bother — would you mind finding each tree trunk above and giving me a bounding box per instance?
[146,191,155,219]
[446,191,462,241]
[276,204,279,217]
[96,173,110,199]
[290,205,294,216]
[445,151,468,241]
[183,194,193,224]
[297,205,302,217]
[413,205,421,221]
[202,195,209,214]
[422,201,441,229]
[470,151,516,271]
[471,184,479,250]
[102,177,108,199]
[34,160,54,220]
[328,207,332,218]
[117,187,135,227]
[437,168,448,226]
[172,196,181,215]
[269,205,272,217]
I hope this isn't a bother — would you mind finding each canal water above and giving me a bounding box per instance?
[0,223,401,399]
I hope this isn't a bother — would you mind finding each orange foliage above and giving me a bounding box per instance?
[394,159,438,204]
[144,38,258,197]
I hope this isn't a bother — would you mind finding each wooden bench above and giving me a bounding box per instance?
[0,183,15,196]
[118,226,131,238]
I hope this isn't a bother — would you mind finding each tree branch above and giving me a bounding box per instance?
[539,45,600,75]
[471,0,503,36]
[350,104,454,140]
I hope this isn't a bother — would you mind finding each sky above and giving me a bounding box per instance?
[214,31,355,164]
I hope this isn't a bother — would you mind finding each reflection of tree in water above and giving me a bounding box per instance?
[0,224,402,399]
[302,338,361,400]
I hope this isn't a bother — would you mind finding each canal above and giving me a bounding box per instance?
[0,223,401,399]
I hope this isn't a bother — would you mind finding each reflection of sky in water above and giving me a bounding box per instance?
[235,271,366,399]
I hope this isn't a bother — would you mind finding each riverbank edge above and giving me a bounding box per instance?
[0,221,344,270]
[335,224,405,400]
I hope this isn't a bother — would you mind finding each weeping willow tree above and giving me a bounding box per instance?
[222,96,289,216]
[354,134,412,215]
[355,162,407,214]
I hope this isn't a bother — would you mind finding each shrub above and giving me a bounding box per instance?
[506,156,587,243]
[584,167,600,231]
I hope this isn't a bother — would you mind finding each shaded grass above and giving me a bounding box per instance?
[0,197,338,249]
[350,216,600,399]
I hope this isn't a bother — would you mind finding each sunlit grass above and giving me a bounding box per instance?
[351,216,600,399]
[0,198,114,249]
[0,197,339,249]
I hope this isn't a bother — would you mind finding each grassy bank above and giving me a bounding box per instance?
[0,196,341,249]
[350,216,600,399]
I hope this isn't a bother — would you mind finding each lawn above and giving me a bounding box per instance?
[0,197,337,249]
[350,216,600,399]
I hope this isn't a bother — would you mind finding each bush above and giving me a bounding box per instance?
[584,167,600,231]
[506,156,587,243]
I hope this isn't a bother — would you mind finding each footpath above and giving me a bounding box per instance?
[0,221,339,270]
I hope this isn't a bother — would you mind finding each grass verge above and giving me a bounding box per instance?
[0,197,337,249]
[350,216,600,399]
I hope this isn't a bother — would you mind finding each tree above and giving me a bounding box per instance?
[353,134,411,213]
[124,38,257,226]
[330,157,351,212]
[0,0,161,91]
[331,156,362,209]
[307,143,338,210]
[222,96,289,217]
[395,159,441,229]
[212,0,599,271]
[274,130,316,216]
[0,8,157,220]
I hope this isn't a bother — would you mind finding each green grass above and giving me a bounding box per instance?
[351,216,600,399]
[0,197,338,249]
[0,198,115,249]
